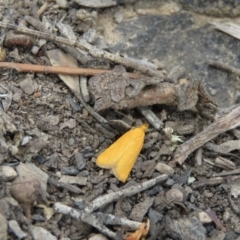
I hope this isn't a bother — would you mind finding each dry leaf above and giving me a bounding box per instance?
[125,219,150,240]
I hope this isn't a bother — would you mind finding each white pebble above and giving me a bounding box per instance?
[199,212,212,223]
[0,166,17,181]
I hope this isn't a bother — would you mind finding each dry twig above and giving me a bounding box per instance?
[54,174,168,238]
[209,61,240,77]
[0,62,142,79]
[85,174,168,213]
[174,104,240,165]
[0,22,164,77]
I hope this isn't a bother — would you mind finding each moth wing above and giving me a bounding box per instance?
[96,128,141,169]
[111,128,145,182]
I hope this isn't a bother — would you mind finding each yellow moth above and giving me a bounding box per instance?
[96,124,148,182]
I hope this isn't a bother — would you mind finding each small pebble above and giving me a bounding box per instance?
[36,155,46,164]
[75,152,86,170]
[0,166,17,181]
[74,198,87,210]
[8,220,27,239]
[199,212,212,223]
[135,171,143,179]
[31,226,57,240]
[78,170,89,177]
[129,197,154,222]
[148,185,163,196]
[21,136,32,146]
[81,108,89,119]
[32,214,46,222]
[19,78,35,95]
[121,199,132,213]
[68,138,75,146]
[59,175,87,186]
[61,166,79,176]
[163,178,175,188]
[82,147,94,158]
[42,115,60,126]
[155,162,174,176]
[166,188,184,202]
[113,11,124,23]
[89,234,108,240]
[56,0,69,8]
[142,161,156,178]
[187,176,196,184]
[55,171,61,178]
[203,190,213,198]
[223,210,230,222]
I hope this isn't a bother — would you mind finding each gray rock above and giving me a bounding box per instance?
[163,178,175,187]
[12,89,22,102]
[142,161,156,178]
[129,197,154,222]
[0,213,7,240]
[165,216,206,240]
[61,166,79,176]
[8,220,27,239]
[32,214,46,222]
[166,188,184,202]
[68,138,75,146]
[31,226,57,240]
[59,175,87,186]
[111,11,240,107]
[19,77,35,95]
[148,209,163,240]
[75,152,86,170]
[42,115,60,126]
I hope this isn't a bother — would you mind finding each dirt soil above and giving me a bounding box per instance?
[1,0,240,240]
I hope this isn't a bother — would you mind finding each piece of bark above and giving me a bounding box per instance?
[88,65,177,111]
[211,21,240,41]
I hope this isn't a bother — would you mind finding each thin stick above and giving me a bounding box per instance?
[0,22,164,77]
[209,61,240,77]
[137,106,163,130]
[0,62,142,79]
[53,203,116,238]
[72,89,108,124]
[85,174,168,213]
[174,104,240,165]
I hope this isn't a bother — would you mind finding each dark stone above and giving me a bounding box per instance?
[61,166,79,176]
[75,152,86,170]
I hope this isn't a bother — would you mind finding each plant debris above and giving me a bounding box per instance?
[1,1,240,239]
